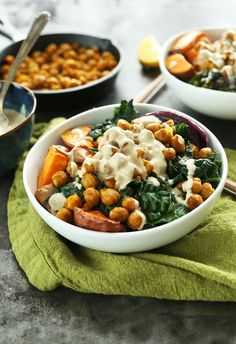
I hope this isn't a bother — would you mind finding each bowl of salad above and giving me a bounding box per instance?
[23,100,227,253]
[160,28,236,119]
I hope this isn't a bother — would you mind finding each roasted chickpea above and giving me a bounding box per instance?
[59,76,72,88]
[46,43,58,54]
[192,144,199,159]
[109,207,129,222]
[83,162,96,173]
[154,127,173,144]
[5,54,14,64]
[143,160,153,174]
[171,134,186,153]
[136,147,147,158]
[198,147,212,158]
[81,172,98,189]
[163,147,176,160]
[56,208,73,223]
[100,188,120,206]
[83,187,100,208]
[50,83,61,90]
[63,50,77,59]
[127,210,145,230]
[117,119,132,130]
[33,74,47,88]
[15,74,30,83]
[133,169,142,180]
[200,183,214,200]
[104,178,116,188]
[166,119,174,126]
[145,123,163,132]
[34,56,45,65]
[1,64,10,74]
[52,171,69,187]
[59,43,72,52]
[186,194,203,210]
[66,162,79,178]
[191,178,202,194]
[65,194,83,210]
[122,197,139,212]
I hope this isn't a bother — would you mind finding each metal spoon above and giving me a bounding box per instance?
[0,11,50,130]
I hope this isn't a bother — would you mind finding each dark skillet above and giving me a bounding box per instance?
[0,20,122,110]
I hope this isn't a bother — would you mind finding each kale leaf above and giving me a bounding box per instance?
[113,99,138,123]
[167,152,222,187]
[98,179,188,228]
[59,176,84,198]
[174,123,190,141]
[88,119,115,140]
[88,99,138,140]
[136,180,188,228]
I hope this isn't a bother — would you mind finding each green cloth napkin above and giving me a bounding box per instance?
[7,119,236,301]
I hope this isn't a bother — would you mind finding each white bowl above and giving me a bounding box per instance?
[160,28,236,120]
[23,104,228,253]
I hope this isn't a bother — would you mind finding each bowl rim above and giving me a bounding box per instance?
[160,26,236,97]
[23,103,228,239]
[12,33,123,95]
[0,81,36,139]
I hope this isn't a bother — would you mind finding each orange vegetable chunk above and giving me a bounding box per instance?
[74,207,126,232]
[61,126,92,148]
[166,53,194,81]
[170,31,210,54]
[37,146,69,188]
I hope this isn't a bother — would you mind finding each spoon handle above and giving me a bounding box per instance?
[0,12,50,103]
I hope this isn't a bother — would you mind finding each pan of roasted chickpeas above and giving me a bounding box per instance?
[0,32,121,109]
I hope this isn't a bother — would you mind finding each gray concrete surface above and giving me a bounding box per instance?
[1,0,236,343]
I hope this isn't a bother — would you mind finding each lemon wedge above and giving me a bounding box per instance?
[137,35,161,68]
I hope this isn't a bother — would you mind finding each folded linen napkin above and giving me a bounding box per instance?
[7,119,236,301]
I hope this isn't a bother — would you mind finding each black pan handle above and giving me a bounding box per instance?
[0,16,24,42]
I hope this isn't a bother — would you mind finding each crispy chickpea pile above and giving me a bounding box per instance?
[131,117,215,211]
[1,43,118,90]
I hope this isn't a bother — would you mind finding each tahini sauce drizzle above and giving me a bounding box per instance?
[172,158,196,206]
[83,126,167,191]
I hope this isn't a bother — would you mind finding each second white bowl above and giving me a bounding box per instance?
[160,28,236,120]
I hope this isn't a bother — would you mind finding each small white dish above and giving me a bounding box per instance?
[23,103,228,253]
[160,28,236,120]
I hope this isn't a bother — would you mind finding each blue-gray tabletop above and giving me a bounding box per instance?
[1,0,236,343]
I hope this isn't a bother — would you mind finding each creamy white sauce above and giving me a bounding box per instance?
[0,109,25,135]
[48,193,66,214]
[182,159,196,204]
[147,176,160,187]
[67,161,79,177]
[169,60,177,69]
[194,30,236,82]
[177,135,185,145]
[171,187,186,205]
[172,158,196,206]
[73,181,82,190]
[83,126,167,190]
[132,115,161,126]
